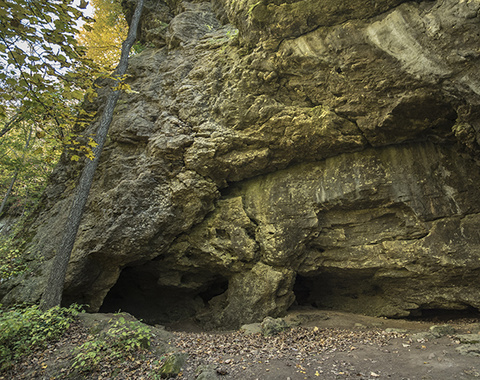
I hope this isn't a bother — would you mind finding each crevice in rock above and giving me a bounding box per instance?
[99,265,229,325]
[407,307,480,323]
[292,274,315,307]
[198,277,229,304]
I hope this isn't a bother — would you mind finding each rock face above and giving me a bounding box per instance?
[2,0,480,328]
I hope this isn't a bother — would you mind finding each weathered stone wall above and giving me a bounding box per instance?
[2,0,480,328]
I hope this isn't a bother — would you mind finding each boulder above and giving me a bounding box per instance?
[261,317,289,336]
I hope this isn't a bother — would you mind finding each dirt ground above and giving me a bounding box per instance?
[170,308,480,380]
[4,308,480,380]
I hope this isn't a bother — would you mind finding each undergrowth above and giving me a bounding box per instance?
[0,305,155,377]
[71,316,152,373]
[0,304,81,371]
[0,222,30,281]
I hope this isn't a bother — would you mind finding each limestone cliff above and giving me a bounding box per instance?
[2,0,480,328]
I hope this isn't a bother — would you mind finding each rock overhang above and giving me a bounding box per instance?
[1,0,480,329]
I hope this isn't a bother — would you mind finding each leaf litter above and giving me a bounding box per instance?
[2,311,480,379]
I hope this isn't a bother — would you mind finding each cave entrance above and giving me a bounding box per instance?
[407,307,480,323]
[292,271,383,315]
[99,266,228,325]
[292,273,480,322]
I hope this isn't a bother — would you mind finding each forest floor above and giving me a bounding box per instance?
[3,308,480,380]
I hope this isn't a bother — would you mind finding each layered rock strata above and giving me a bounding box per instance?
[2,0,480,328]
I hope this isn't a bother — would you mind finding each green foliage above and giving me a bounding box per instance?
[0,120,62,281]
[0,0,100,167]
[0,304,81,371]
[0,0,97,111]
[0,231,27,281]
[227,29,239,40]
[131,41,154,55]
[0,0,141,167]
[0,121,60,216]
[71,316,151,373]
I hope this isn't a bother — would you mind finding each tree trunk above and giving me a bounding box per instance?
[0,172,18,217]
[40,0,145,311]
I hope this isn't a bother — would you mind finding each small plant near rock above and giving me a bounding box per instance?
[71,316,152,373]
[155,352,187,379]
[0,304,81,371]
[0,230,29,282]
[226,29,238,40]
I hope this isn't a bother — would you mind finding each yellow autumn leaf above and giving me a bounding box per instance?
[88,139,98,148]
[76,0,128,70]
[124,86,139,94]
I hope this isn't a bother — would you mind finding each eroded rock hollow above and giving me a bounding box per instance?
[2,0,480,328]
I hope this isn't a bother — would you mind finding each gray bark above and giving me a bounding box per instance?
[0,172,18,217]
[40,0,145,311]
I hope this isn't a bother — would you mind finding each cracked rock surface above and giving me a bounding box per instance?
[2,0,480,329]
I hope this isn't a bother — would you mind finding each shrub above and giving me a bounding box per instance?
[0,233,27,281]
[0,304,81,371]
[71,316,151,373]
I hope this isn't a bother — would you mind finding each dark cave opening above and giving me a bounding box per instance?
[292,274,315,307]
[291,273,480,322]
[198,278,229,304]
[407,307,480,323]
[99,266,228,325]
[292,271,382,312]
